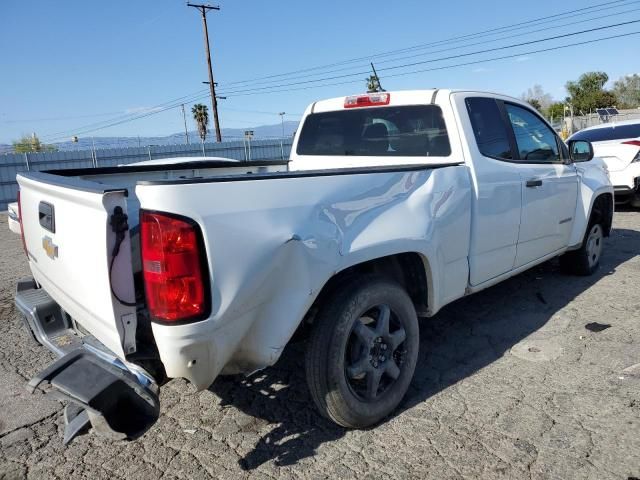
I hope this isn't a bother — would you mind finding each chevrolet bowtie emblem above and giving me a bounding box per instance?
[42,236,58,259]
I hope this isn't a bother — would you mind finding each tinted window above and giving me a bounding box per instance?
[570,123,640,142]
[296,105,451,157]
[505,103,560,162]
[465,97,513,159]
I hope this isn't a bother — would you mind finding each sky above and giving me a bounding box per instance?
[1,0,639,144]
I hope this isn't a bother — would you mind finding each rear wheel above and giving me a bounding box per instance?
[305,275,419,428]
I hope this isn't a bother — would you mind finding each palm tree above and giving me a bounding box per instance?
[192,104,209,144]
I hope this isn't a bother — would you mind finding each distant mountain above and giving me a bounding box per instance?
[0,120,300,154]
[26,120,301,153]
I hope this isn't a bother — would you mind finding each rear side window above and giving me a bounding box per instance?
[296,105,451,157]
[465,97,513,160]
[570,123,640,142]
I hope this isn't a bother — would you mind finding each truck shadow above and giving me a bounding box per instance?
[208,227,640,470]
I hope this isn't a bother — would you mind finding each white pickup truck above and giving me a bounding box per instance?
[15,89,613,443]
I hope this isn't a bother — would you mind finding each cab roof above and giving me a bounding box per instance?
[307,89,522,114]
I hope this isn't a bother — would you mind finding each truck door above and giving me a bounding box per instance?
[501,103,579,268]
[456,96,523,286]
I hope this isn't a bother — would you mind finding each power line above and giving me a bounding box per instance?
[43,92,211,142]
[383,30,640,80]
[44,29,640,142]
[218,3,640,90]
[38,0,634,138]
[211,31,640,97]
[41,88,210,142]
[0,111,125,124]
[217,30,640,98]
[43,96,304,142]
[43,27,640,141]
[38,1,640,141]
[220,0,637,87]
[215,19,640,96]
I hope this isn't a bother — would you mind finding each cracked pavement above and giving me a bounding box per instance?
[0,210,639,479]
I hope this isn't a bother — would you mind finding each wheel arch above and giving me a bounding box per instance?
[569,187,614,248]
[589,192,614,236]
[304,252,434,326]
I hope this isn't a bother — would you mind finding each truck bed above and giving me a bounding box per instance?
[18,160,470,388]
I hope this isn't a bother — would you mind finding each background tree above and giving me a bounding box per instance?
[547,102,566,119]
[527,98,542,111]
[191,104,209,143]
[366,75,382,93]
[565,72,617,114]
[612,74,640,108]
[12,133,56,153]
[521,84,553,111]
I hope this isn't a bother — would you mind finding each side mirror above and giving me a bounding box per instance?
[568,140,594,162]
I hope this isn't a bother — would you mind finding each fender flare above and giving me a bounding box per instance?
[569,187,614,250]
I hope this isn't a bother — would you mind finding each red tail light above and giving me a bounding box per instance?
[17,190,28,257]
[344,93,390,108]
[140,211,209,323]
[622,140,640,147]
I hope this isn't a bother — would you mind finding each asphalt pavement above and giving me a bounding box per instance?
[0,211,638,479]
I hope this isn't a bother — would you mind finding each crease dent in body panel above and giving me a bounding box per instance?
[321,170,432,256]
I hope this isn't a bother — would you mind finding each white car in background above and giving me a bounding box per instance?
[568,119,640,207]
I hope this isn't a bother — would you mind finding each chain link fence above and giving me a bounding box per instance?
[0,138,292,210]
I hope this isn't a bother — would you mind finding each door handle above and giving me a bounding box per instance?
[526,179,543,188]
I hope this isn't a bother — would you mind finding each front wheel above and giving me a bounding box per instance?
[560,221,604,276]
[305,276,419,428]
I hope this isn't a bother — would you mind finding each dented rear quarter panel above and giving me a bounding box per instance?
[135,165,471,389]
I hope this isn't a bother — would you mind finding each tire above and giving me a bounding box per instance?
[560,218,605,276]
[630,193,640,209]
[305,275,419,428]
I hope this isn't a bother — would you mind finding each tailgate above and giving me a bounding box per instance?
[17,173,137,358]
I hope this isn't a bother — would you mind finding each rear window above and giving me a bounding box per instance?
[570,123,640,142]
[296,105,451,157]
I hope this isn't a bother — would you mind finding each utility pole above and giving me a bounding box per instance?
[371,62,386,92]
[188,3,222,142]
[181,104,190,144]
[278,112,286,138]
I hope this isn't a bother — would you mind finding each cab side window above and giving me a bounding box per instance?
[504,104,560,163]
[465,97,513,160]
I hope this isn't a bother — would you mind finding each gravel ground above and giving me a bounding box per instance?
[0,210,639,479]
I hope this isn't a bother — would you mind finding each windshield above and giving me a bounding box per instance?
[296,105,451,157]
[570,123,640,142]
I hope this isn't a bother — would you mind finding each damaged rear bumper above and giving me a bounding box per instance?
[15,277,159,444]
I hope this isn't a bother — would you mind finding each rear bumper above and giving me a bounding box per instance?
[613,176,640,202]
[15,278,159,444]
[609,162,640,195]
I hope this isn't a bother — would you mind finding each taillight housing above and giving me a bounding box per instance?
[140,210,210,324]
[17,190,28,257]
[344,93,391,108]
